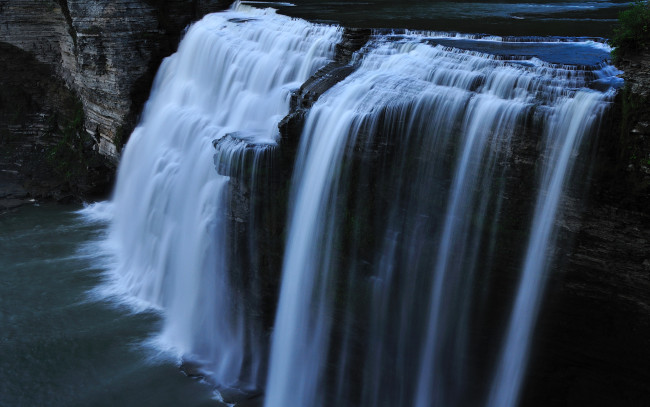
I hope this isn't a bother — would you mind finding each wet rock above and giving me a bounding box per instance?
[179,360,205,380]
[522,83,650,405]
[235,394,264,407]
[523,202,650,406]
[289,28,372,112]
[0,198,30,212]
[596,50,650,211]
[214,27,374,335]
[279,28,371,171]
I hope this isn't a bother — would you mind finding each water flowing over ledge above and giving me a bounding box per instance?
[101,3,341,394]
[90,2,621,406]
[266,33,616,407]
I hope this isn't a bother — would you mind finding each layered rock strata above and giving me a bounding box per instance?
[0,0,231,200]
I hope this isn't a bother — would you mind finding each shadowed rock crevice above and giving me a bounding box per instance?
[0,42,113,207]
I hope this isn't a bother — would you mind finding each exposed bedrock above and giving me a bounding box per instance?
[0,0,232,199]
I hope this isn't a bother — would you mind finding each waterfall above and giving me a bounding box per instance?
[106,3,340,392]
[265,36,616,407]
[98,2,620,405]
[486,90,610,407]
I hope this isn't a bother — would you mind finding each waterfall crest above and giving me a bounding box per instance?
[106,4,340,392]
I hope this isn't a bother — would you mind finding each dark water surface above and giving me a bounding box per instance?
[246,0,630,37]
[0,204,220,407]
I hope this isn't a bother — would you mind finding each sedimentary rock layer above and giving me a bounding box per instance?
[0,0,231,200]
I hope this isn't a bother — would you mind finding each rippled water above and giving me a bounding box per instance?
[0,205,221,407]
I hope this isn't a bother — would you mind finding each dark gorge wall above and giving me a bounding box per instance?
[520,53,650,407]
[0,0,231,205]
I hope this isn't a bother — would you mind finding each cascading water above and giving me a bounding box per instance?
[265,36,617,407]
[93,2,621,405]
[104,2,340,393]
[486,90,610,407]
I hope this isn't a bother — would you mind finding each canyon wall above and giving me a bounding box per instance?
[0,0,231,203]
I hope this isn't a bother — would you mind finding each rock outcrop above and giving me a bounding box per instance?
[606,51,650,208]
[0,0,231,200]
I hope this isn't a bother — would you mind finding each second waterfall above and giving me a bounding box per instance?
[266,38,614,407]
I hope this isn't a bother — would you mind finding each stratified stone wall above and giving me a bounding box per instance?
[0,0,231,166]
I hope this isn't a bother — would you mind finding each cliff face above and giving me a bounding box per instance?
[0,0,231,202]
[520,54,650,406]
[612,51,650,207]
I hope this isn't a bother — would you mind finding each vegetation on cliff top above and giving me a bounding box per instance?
[611,0,650,62]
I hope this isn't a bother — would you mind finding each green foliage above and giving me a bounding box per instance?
[113,126,126,151]
[610,1,650,62]
[617,85,650,192]
[46,103,88,182]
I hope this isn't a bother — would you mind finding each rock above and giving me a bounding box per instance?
[235,394,264,407]
[1,2,648,403]
[520,86,650,405]
[179,360,205,380]
[598,50,650,211]
[221,26,650,406]
[0,0,233,200]
[213,27,374,335]
[0,198,30,211]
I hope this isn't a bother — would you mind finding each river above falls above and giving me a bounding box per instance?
[248,0,630,37]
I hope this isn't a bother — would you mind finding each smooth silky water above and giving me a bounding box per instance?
[266,36,617,407]
[1,1,625,406]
